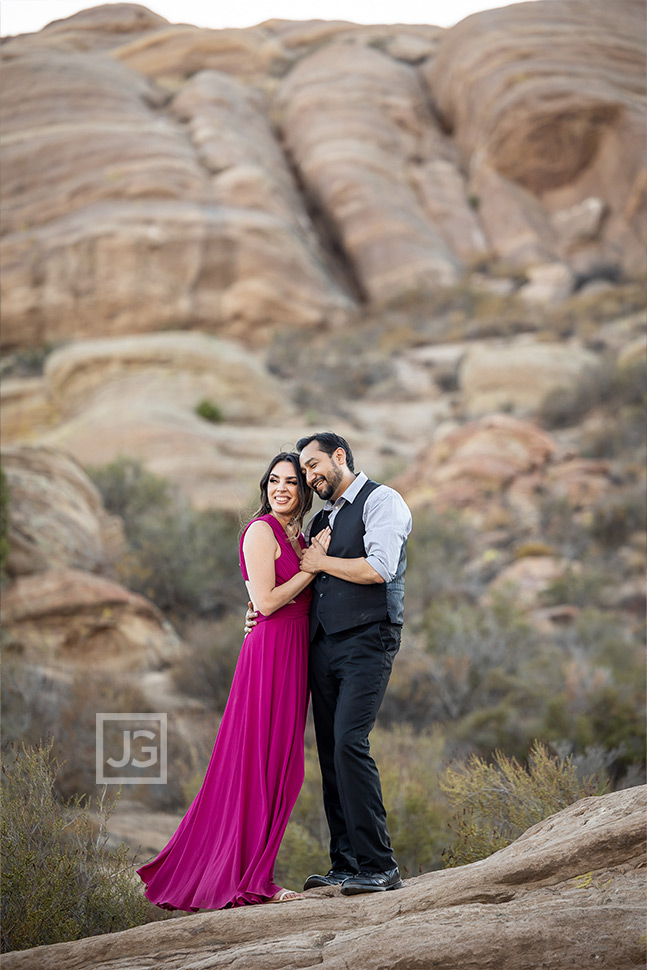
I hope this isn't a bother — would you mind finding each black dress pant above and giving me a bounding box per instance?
[308,619,401,873]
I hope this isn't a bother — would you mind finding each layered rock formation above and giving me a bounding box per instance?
[425,0,647,277]
[3,785,645,969]
[1,567,181,672]
[1,1,644,350]
[2,445,124,576]
[1,444,181,675]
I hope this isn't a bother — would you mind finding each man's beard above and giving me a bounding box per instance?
[313,464,343,501]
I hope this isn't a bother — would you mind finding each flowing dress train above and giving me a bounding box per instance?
[137,514,311,910]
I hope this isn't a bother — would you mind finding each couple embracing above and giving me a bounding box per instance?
[138,432,412,909]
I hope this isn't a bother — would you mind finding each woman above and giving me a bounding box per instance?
[137,452,329,909]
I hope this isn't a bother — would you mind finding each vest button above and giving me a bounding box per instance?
[319,593,324,598]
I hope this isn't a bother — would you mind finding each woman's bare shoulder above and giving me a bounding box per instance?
[243,518,276,546]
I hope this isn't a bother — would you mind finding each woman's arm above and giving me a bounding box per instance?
[243,520,316,616]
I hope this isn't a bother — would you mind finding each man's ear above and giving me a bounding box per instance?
[334,447,346,466]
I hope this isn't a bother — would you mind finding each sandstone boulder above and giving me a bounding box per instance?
[2,445,124,577]
[3,785,645,969]
[395,414,559,511]
[425,0,647,276]
[485,555,577,608]
[1,567,181,672]
[41,331,293,423]
[459,339,601,415]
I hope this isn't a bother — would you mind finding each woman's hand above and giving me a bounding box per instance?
[300,527,331,574]
[314,526,331,552]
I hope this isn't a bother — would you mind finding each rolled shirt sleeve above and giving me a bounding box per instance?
[363,486,412,582]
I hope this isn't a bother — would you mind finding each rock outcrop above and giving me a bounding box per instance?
[1,0,644,350]
[2,445,124,576]
[1,567,181,672]
[3,785,645,969]
[424,0,647,277]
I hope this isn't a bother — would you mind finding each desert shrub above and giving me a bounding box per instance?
[195,399,223,423]
[538,494,593,559]
[588,486,646,547]
[172,615,243,712]
[1,666,190,811]
[540,564,609,608]
[1,739,150,953]
[0,465,9,579]
[538,354,646,431]
[439,740,605,868]
[88,458,242,618]
[421,594,534,721]
[371,724,447,876]
[405,507,476,614]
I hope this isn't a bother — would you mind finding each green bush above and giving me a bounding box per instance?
[1,739,150,953]
[439,740,606,868]
[88,458,242,618]
[195,399,224,423]
[588,486,646,547]
[172,615,243,712]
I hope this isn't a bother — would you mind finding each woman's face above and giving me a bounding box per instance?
[267,460,301,518]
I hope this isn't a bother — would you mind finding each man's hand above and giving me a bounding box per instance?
[244,600,258,635]
[300,528,331,574]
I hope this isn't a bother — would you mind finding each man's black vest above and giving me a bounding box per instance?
[309,479,407,638]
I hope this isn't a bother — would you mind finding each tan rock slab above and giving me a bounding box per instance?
[3,786,645,969]
[2,445,124,577]
[1,567,181,673]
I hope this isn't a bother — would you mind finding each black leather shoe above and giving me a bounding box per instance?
[303,869,357,891]
[340,867,404,895]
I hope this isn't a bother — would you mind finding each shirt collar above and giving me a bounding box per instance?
[324,470,367,510]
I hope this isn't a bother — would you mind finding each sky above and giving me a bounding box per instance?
[0,0,539,36]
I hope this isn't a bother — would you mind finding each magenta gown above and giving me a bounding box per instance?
[137,514,311,910]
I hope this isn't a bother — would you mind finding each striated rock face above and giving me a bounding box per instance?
[425,0,647,275]
[3,785,645,969]
[0,38,351,349]
[2,445,124,577]
[1,1,644,351]
[1,567,181,672]
[276,42,486,303]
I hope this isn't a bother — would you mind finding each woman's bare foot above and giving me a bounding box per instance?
[265,888,305,903]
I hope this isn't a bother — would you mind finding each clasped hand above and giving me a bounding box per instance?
[244,526,331,633]
[299,526,331,574]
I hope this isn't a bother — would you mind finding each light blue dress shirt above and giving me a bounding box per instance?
[305,471,412,582]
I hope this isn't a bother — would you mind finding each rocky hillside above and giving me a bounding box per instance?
[3,785,646,969]
[0,1,645,960]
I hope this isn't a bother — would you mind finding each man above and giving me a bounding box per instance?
[246,432,411,895]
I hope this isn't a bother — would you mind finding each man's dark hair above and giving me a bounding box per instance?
[296,432,355,472]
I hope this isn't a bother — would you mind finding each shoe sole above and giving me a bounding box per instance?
[340,880,404,895]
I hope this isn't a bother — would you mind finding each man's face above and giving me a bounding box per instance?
[299,443,344,502]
